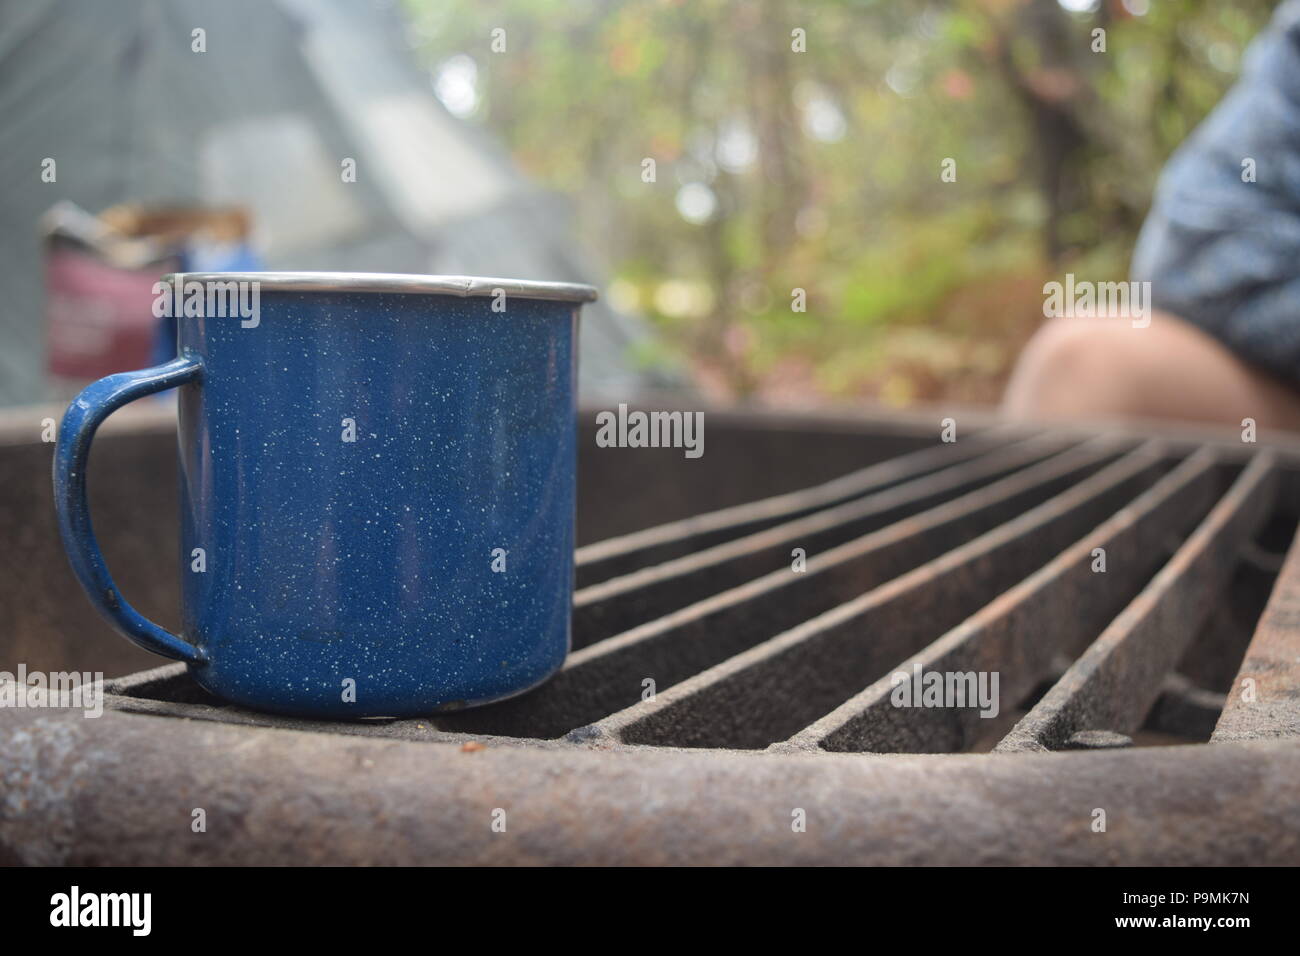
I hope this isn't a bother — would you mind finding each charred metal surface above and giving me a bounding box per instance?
[997,453,1278,753]
[598,443,1167,750]
[573,435,1072,646]
[1214,521,1300,741]
[792,449,1218,754]
[7,406,1300,866]
[1,704,1298,866]
[575,428,1013,589]
[1064,730,1133,749]
[437,440,1125,738]
[574,408,937,543]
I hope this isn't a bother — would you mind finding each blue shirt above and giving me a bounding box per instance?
[1132,0,1300,381]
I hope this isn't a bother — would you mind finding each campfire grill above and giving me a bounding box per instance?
[1,404,1298,865]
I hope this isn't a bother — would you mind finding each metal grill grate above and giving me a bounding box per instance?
[102,423,1300,758]
[7,409,1300,865]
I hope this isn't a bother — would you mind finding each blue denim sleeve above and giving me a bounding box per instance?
[1131,0,1300,382]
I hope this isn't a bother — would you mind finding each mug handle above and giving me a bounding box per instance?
[53,354,206,664]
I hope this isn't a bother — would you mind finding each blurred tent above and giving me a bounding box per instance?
[0,0,668,407]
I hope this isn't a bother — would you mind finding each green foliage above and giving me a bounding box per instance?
[405,0,1278,403]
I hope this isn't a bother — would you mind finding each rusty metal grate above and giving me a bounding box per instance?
[5,408,1300,865]
[102,423,1300,757]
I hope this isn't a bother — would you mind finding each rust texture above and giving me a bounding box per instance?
[1,704,1298,866]
[575,427,1013,588]
[573,434,1069,644]
[793,448,1219,753]
[438,439,1124,738]
[1214,519,1300,741]
[598,442,1164,750]
[6,409,1300,866]
[998,453,1278,752]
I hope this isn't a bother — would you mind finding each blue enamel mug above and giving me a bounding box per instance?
[54,272,596,717]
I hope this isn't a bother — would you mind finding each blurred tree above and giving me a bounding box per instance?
[405,0,1277,404]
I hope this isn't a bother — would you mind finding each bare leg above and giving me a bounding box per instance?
[1001,311,1300,432]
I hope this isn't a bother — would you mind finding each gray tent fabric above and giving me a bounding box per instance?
[0,0,667,406]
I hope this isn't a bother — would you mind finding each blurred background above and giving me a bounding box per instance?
[0,0,1278,409]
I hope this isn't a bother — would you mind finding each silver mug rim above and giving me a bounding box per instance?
[161,271,599,304]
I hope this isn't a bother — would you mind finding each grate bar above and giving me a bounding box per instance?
[1212,519,1300,741]
[996,452,1278,753]
[435,439,1129,738]
[596,442,1173,749]
[785,448,1221,753]
[7,704,1300,866]
[574,428,1021,588]
[572,435,1068,646]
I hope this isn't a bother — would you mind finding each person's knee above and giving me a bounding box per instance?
[1002,318,1137,420]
